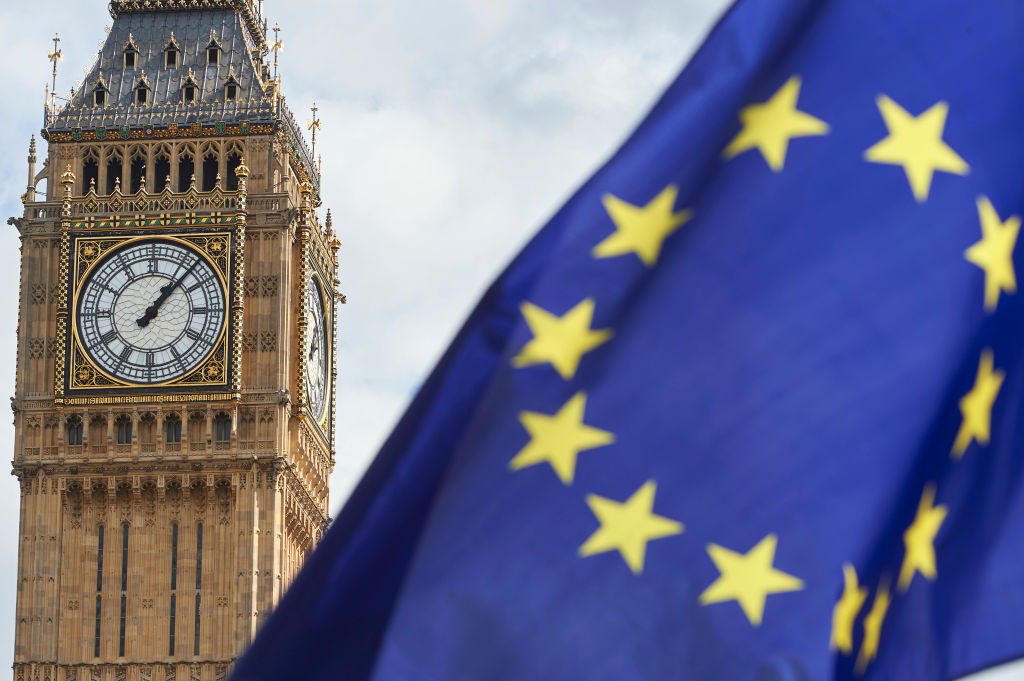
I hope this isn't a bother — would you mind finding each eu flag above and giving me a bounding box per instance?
[233,1,1024,679]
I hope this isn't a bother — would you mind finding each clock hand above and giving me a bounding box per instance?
[137,259,200,328]
[309,335,319,360]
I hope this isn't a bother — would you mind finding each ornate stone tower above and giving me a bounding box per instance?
[8,2,340,679]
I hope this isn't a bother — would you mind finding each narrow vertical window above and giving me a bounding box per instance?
[170,524,178,590]
[96,525,105,656]
[121,525,129,590]
[195,523,203,590]
[194,592,201,655]
[169,523,178,656]
[195,522,203,655]
[169,593,176,656]
[119,524,128,657]
[118,595,126,657]
[94,595,102,658]
[96,525,105,592]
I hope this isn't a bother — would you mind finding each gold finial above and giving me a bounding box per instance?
[189,173,197,191]
[163,174,172,192]
[113,175,121,194]
[89,177,97,194]
[215,171,222,188]
[271,23,283,83]
[235,157,250,180]
[61,165,75,189]
[48,33,63,120]
[307,101,321,163]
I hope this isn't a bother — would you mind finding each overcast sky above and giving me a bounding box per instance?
[0,1,1019,678]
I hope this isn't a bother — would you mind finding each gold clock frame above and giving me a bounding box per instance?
[55,219,244,407]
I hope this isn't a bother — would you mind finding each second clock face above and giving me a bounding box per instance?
[76,240,227,384]
[306,273,328,420]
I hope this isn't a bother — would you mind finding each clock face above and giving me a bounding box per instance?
[76,240,227,384]
[305,273,328,419]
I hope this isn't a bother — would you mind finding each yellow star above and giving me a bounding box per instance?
[856,579,891,675]
[699,534,804,626]
[512,298,612,380]
[593,185,691,267]
[830,563,868,654]
[952,349,1004,459]
[510,392,614,485]
[898,484,947,592]
[864,95,969,202]
[965,196,1020,312]
[578,481,683,575]
[723,75,829,172]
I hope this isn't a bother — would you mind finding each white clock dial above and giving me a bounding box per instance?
[77,240,227,384]
[305,273,328,419]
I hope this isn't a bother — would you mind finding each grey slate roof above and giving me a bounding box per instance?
[45,7,319,188]
[49,9,270,130]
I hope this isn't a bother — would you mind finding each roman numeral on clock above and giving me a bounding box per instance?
[101,329,118,344]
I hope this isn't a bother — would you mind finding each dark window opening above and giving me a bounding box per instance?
[116,419,132,445]
[195,523,203,590]
[225,83,237,101]
[194,592,201,655]
[166,417,181,443]
[67,418,83,445]
[226,153,242,191]
[96,525,105,592]
[155,156,171,191]
[119,594,127,657]
[94,595,102,658]
[136,87,148,105]
[130,157,146,194]
[120,525,129,591]
[170,524,178,589]
[183,84,197,103]
[178,154,194,192]
[169,593,176,656]
[202,154,218,191]
[106,157,122,195]
[82,159,99,194]
[124,51,136,69]
[207,48,218,66]
[214,415,230,442]
[94,89,106,107]
[166,49,178,68]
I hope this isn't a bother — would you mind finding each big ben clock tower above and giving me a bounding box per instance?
[8,2,340,680]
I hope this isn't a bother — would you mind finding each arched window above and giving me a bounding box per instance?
[105,153,122,195]
[226,151,242,191]
[165,414,181,443]
[67,415,83,446]
[201,152,218,192]
[135,81,150,106]
[154,151,171,192]
[214,413,231,442]
[115,415,132,445]
[177,150,194,192]
[82,150,99,194]
[129,149,147,194]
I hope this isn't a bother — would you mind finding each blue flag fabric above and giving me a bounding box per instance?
[232,1,1024,679]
